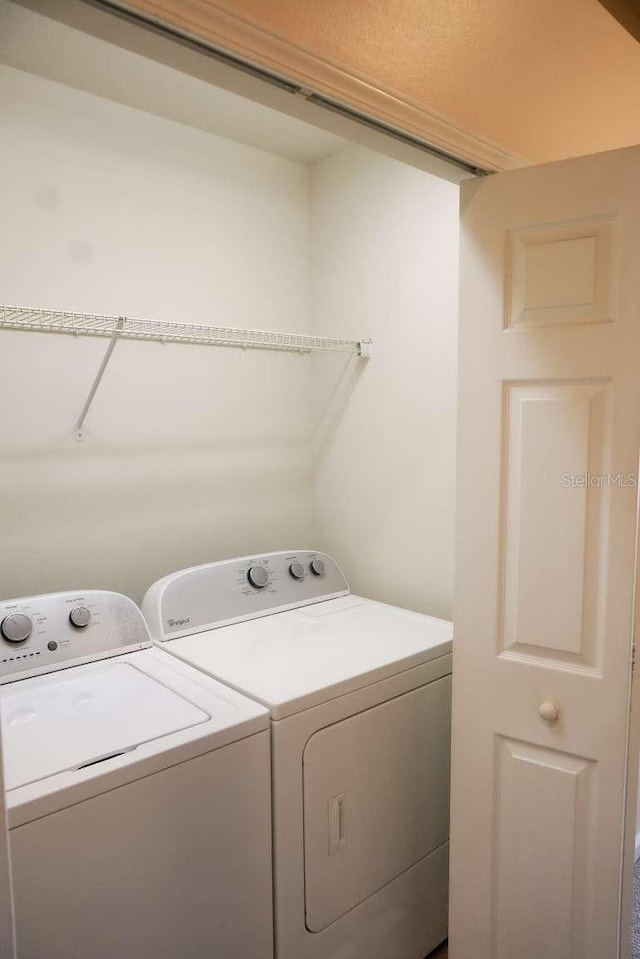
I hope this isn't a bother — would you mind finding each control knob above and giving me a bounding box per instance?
[289,562,305,581]
[1,613,32,644]
[70,606,91,629]
[247,566,269,589]
[310,558,325,577]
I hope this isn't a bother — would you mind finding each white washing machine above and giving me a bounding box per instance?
[143,550,452,959]
[0,589,273,959]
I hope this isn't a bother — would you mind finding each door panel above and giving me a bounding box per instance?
[501,380,611,667]
[505,215,616,329]
[451,147,640,959]
[493,738,594,959]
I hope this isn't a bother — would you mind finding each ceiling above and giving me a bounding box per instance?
[0,0,348,164]
[3,0,639,172]
[195,0,640,164]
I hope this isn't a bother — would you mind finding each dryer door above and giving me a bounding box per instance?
[303,674,451,932]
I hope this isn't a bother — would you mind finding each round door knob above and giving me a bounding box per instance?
[247,566,268,589]
[69,606,91,629]
[289,562,305,581]
[1,613,32,644]
[310,558,325,577]
[539,701,559,725]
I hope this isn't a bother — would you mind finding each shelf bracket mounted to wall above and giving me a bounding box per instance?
[0,304,372,438]
[74,317,124,442]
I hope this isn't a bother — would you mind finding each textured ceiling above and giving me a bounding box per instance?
[206,0,640,163]
[7,0,640,167]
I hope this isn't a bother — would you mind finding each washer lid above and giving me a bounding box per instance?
[0,661,209,791]
[165,596,453,720]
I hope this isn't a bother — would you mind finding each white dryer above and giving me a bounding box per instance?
[143,551,452,959]
[0,589,273,959]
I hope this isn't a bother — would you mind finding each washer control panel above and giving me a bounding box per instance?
[0,591,151,684]
[143,550,350,640]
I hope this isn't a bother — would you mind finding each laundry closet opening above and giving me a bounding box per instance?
[0,0,460,622]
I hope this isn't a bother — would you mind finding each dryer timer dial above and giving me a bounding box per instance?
[70,607,92,628]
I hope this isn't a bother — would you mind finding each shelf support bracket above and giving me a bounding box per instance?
[74,317,125,442]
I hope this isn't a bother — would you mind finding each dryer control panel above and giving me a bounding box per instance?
[143,550,350,641]
[0,591,151,684]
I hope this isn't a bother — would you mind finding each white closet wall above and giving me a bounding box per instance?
[310,147,459,619]
[0,65,313,601]
[0,59,460,619]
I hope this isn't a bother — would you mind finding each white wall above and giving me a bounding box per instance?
[310,147,458,619]
[0,65,313,602]
[0,65,460,619]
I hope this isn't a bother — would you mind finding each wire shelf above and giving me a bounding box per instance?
[0,304,371,356]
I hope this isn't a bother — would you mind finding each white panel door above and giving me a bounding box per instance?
[450,146,640,959]
[0,724,16,959]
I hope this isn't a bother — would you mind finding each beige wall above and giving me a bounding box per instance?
[112,0,640,165]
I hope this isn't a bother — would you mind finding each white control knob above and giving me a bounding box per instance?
[1,613,32,644]
[310,558,325,577]
[70,606,91,629]
[247,566,268,589]
[539,701,559,725]
[289,562,305,580]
